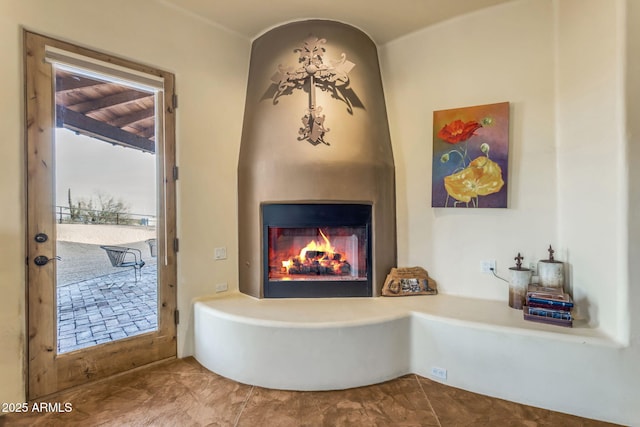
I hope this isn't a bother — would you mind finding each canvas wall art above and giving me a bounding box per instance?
[432,102,509,208]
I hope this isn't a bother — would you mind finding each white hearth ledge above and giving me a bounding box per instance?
[194,292,620,394]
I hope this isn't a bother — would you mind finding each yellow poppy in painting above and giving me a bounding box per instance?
[444,156,504,203]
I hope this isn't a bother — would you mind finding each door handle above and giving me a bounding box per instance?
[34,255,61,266]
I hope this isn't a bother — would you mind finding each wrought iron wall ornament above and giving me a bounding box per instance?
[269,36,357,146]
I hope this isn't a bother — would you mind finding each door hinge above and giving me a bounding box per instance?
[173,237,179,253]
[172,93,178,109]
[173,165,179,181]
[174,309,180,325]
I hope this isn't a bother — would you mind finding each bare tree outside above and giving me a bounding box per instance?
[66,189,133,225]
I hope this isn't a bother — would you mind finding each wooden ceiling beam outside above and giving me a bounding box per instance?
[55,74,109,92]
[55,69,157,152]
[107,107,155,128]
[135,125,156,140]
[56,105,155,154]
[69,91,153,114]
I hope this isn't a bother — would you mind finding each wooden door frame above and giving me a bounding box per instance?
[24,31,177,400]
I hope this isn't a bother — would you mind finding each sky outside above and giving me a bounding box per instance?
[55,128,157,217]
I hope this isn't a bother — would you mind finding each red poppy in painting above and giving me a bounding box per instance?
[437,120,482,144]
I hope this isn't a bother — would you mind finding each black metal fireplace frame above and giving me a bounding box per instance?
[262,203,373,298]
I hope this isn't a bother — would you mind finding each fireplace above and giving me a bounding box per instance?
[238,20,397,298]
[263,203,372,298]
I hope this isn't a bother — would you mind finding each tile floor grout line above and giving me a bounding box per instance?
[414,374,443,427]
[233,385,254,427]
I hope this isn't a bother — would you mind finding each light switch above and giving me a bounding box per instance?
[214,247,227,260]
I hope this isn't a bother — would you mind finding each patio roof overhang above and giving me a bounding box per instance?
[55,69,156,154]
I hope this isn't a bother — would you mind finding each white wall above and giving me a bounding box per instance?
[555,0,627,338]
[0,0,249,404]
[381,0,628,341]
[381,0,558,307]
[627,0,640,351]
[381,0,639,424]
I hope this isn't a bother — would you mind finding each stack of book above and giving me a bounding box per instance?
[523,285,573,327]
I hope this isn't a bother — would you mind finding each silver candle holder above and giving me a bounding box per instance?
[508,253,531,310]
[538,245,564,290]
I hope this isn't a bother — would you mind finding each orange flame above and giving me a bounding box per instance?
[277,229,351,277]
[299,229,336,262]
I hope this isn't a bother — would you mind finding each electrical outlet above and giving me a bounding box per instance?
[431,366,447,380]
[529,262,538,275]
[214,247,227,260]
[215,282,228,293]
[480,260,496,273]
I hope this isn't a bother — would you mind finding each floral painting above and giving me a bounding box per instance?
[432,102,509,208]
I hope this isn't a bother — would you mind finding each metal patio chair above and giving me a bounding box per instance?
[146,238,157,258]
[100,245,145,282]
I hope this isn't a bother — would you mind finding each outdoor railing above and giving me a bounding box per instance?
[56,205,156,227]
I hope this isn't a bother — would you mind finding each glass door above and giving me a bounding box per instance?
[54,66,159,354]
[25,31,177,400]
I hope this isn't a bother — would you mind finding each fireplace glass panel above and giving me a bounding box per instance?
[268,226,368,282]
[262,203,372,298]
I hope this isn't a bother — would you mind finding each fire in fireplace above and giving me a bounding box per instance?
[269,227,365,280]
[262,203,372,298]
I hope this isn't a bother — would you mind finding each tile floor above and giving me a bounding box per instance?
[0,358,620,426]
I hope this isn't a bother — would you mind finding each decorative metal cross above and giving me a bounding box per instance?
[514,252,524,270]
[270,36,355,146]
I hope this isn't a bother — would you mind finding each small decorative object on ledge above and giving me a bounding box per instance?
[523,284,574,327]
[382,267,437,296]
[538,245,564,290]
[508,252,531,310]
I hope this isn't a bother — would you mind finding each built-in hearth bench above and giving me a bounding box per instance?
[194,293,618,394]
